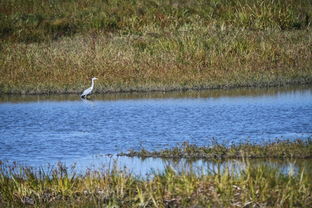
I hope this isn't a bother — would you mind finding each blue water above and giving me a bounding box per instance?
[0,86,311,171]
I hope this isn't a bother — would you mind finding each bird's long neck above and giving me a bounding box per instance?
[91,79,95,89]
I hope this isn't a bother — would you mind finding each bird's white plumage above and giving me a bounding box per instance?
[81,77,97,98]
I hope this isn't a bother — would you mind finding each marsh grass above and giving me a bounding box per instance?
[0,159,311,207]
[120,139,312,159]
[1,0,311,42]
[0,0,312,94]
[1,28,311,94]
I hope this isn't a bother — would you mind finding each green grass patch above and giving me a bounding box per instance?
[0,159,311,207]
[119,139,312,159]
[1,0,311,42]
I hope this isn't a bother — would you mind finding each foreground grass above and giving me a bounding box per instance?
[0,0,312,94]
[119,139,312,159]
[0,160,311,207]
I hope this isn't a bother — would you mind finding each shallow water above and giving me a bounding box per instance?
[64,155,312,177]
[0,86,312,174]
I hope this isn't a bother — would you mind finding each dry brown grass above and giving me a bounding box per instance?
[1,0,312,94]
[1,28,311,94]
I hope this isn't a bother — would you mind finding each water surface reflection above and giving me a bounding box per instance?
[43,155,312,178]
[0,85,311,173]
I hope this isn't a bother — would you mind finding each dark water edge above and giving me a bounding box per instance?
[1,84,311,103]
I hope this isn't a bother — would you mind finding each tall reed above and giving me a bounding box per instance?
[0,160,311,207]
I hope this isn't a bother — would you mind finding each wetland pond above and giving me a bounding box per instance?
[0,86,312,176]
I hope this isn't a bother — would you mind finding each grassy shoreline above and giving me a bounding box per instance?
[1,160,312,207]
[119,139,312,159]
[1,78,312,95]
[1,29,311,95]
[1,140,311,207]
[1,0,312,94]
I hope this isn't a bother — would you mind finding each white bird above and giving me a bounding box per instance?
[81,77,98,99]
